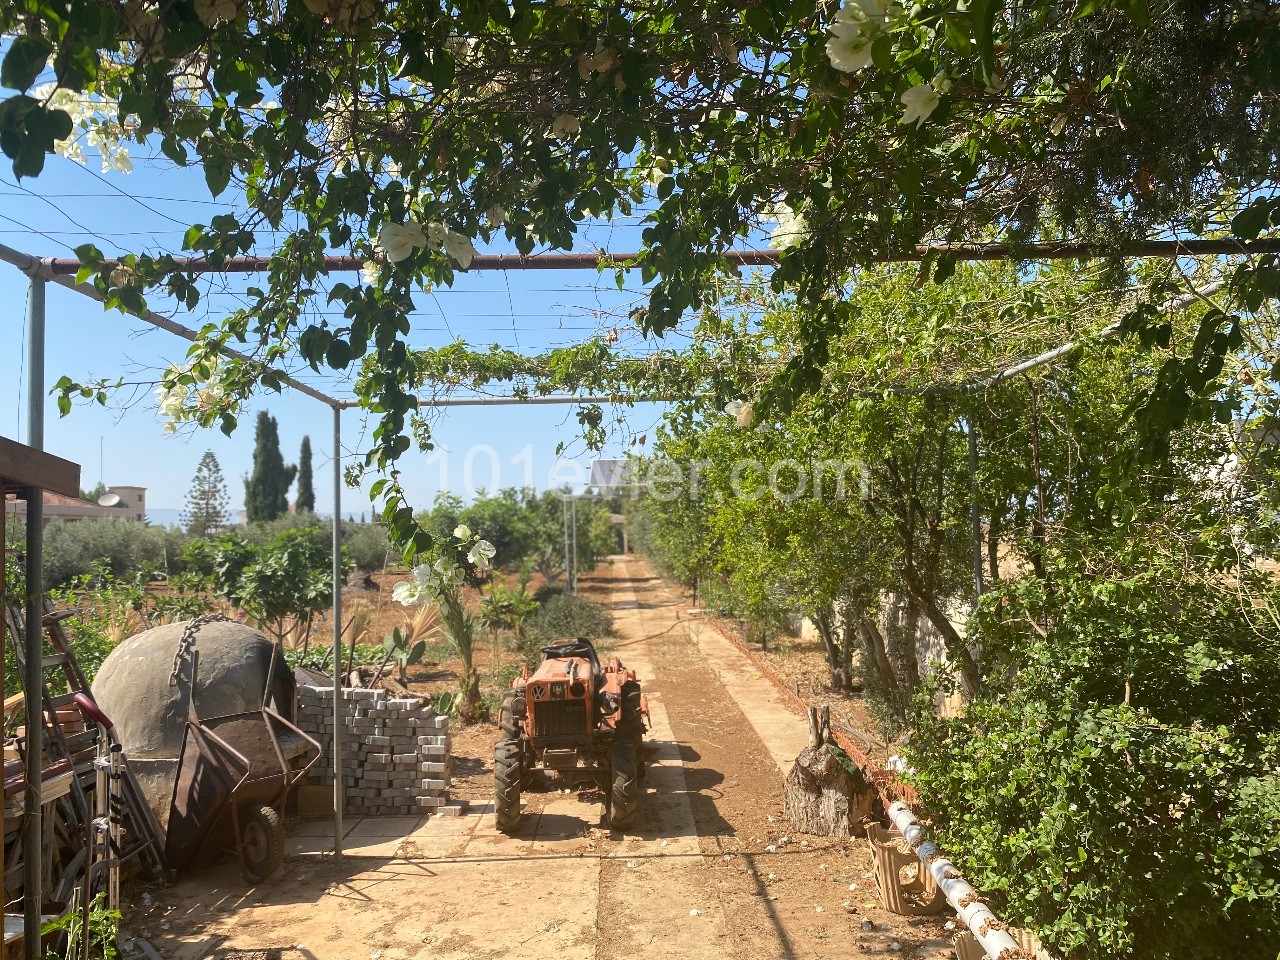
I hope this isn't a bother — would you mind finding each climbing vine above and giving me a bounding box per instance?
[3,0,1280,554]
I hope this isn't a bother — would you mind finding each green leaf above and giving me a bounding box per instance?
[13,134,46,178]
[326,339,353,369]
[2,36,54,91]
[1230,199,1273,242]
[203,151,232,197]
[971,0,998,83]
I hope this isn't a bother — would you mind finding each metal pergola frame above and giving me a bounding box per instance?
[0,241,705,935]
[0,234,1257,960]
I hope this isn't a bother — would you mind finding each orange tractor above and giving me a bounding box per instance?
[494,638,648,832]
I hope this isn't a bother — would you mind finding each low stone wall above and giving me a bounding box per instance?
[296,685,451,816]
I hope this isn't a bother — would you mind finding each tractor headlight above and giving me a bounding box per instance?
[600,691,620,715]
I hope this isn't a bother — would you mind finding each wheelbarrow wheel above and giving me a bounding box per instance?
[239,804,285,883]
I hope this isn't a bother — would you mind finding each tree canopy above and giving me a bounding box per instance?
[243,410,296,521]
[623,261,1280,958]
[4,1,1280,552]
[181,448,230,535]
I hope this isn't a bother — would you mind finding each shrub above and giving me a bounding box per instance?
[343,522,393,574]
[35,518,189,586]
[906,529,1280,960]
[527,594,615,643]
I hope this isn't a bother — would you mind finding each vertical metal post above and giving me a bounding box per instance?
[562,496,570,591]
[26,277,45,449]
[331,405,344,859]
[22,488,42,960]
[571,498,578,596]
[23,274,45,960]
[968,422,983,600]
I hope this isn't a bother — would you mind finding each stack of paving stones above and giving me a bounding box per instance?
[296,684,461,815]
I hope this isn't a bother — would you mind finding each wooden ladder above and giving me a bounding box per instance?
[4,602,168,884]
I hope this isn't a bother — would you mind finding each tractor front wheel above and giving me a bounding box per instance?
[619,680,645,784]
[494,737,524,833]
[608,740,640,830]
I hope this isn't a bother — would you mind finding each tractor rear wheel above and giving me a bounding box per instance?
[619,680,645,784]
[494,737,523,833]
[608,740,640,830]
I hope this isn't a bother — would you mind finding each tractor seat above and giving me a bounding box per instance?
[540,637,603,681]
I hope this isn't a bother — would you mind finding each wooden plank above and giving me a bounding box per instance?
[0,435,81,498]
[2,694,21,718]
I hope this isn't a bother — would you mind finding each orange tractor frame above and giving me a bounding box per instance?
[494,637,648,832]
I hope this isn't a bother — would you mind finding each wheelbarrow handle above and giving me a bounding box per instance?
[74,693,114,731]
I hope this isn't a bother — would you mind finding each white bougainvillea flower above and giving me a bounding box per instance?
[551,114,581,138]
[486,204,506,226]
[825,0,892,74]
[578,42,619,79]
[155,357,226,429]
[426,221,448,250]
[826,18,875,73]
[392,580,425,606]
[453,523,472,540]
[767,202,807,250]
[360,260,382,286]
[467,540,497,570]
[375,220,424,263]
[442,230,476,269]
[900,84,941,127]
[644,157,671,187]
[443,36,479,64]
[195,0,240,27]
[30,83,135,174]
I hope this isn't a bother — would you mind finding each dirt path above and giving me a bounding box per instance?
[127,557,952,960]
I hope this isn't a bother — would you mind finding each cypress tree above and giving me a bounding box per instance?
[295,436,316,514]
[181,451,230,536]
[243,411,296,522]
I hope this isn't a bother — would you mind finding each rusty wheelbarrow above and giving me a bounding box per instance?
[164,654,320,883]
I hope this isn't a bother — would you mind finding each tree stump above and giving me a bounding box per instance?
[784,706,878,837]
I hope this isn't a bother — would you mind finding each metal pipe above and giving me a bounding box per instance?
[22,271,46,960]
[562,496,570,593]
[888,801,1022,960]
[32,239,1280,277]
[331,404,344,859]
[336,393,709,410]
[26,278,45,448]
[0,243,340,409]
[22,487,43,960]
[976,282,1224,391]
[570,498,578,595]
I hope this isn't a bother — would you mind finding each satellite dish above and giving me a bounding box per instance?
[97,493,121,507]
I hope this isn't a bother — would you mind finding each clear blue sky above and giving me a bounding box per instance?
[1,147,696,520]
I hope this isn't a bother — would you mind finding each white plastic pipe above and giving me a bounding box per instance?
[888,801,1022,959]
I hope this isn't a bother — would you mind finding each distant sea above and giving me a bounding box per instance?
[147,508,188,528]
